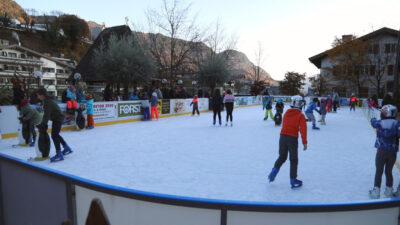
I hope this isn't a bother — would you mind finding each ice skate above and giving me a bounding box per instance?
[290,178,303,188]
[219,120,222,126]
[213,120,216,126]
[312,124,320,130]
[62,145,73,155]
[369,187,380,199]
[225,122,228,126]
[230,122,233,127]
[393,187,400,197]
[50,152,64,162]
[384,187,394,198]
[268,168,279,182]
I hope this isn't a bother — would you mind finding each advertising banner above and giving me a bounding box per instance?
[161,99,171,114]
[198,98,208,111]
[93,102,116,121]
[117,102,142,117]
[174,99,186,113]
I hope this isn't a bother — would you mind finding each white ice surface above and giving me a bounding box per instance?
[0,105,397,203]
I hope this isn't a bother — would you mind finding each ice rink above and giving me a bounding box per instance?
[0,105,395,203]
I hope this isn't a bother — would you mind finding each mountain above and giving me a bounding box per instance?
[221,50,278,86]
[0,0,28,23]
[87,21,102,40]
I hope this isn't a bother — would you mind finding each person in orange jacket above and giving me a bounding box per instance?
[190,95,200,116]
[349,93,357,111]
[268,95,308,188]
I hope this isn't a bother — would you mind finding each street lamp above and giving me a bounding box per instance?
[33,70,42,88]
[192,80,197,96]
[74,72,81,85]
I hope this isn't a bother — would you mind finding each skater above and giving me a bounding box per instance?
[267,95,308,188]
[274,98,284,126]
[36,88,72,162]
[263,96,274,121]
[305,98,321,130]
[18,99,41,146]
[349,93,357,111]
[86,93,95,129]
[326,95,333,112]
[141,93,150,121]
[332,91,340,112]
[223,89,235,126]
[369,105,400,199]
[319,98,327,125]
[66,85,77,122]
[368,95,379,109]
[150,92,160,120]
[190,95,200,116]
[212,89,223,126]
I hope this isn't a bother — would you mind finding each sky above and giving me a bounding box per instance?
[14,0,400,81]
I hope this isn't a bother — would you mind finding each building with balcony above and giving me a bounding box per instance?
[309,27,399,97]
[0,41,75,97]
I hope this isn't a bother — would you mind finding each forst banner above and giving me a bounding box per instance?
[118,102,142,117]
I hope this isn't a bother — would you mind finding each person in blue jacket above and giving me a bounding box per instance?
[305,98,321,130]
[369,105,400,199]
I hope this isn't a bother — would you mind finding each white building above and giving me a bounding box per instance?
[0,42,75,97]
[309,27,399,97]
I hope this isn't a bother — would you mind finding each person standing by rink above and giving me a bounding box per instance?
[150,92,160,120]
[36,88,72,162]
[268,95,307,188]
[369,105,400,199]
[85,93,95,129]
[349,93,357,111]
[211,89,223,126]
[263,95,274,121]
[223,89,235,126]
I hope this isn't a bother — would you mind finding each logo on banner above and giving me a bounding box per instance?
[118,102,142,117]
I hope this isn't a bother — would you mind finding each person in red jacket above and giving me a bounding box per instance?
[349,93,357,111]
[268,95,308,188]
[190,95,200,116]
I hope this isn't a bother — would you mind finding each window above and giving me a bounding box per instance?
[42,67,55,73]
[373,44,379,54]
[56,69,64,74]
[42,79,54,85]
[391,44,396,53]
[20,54,26,59]
[27,55,33,59]
[387,65,394,75]
[8,52,17,58]
[385,44,391,53]
[57,79,65,85]
[369,65,376,75]
[1,51,7,57]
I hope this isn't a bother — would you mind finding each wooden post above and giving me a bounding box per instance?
[393,28,400,106]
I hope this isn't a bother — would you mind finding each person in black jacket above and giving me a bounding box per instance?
[211,89,223,126]
[37,88,72,162]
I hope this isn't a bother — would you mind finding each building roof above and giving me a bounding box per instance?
[0,44,75,69]
[72,25,133,82]
[309,27,399,69]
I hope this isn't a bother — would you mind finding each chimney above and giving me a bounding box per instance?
[342,35,353,43]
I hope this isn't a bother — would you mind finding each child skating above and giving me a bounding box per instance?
[223,90,235,126]
[268,95,308,188]
[190,95,200,116]
[369,105,400,199]
[274,98,284,126]
[305,98,321,130]
[263,96,274,121]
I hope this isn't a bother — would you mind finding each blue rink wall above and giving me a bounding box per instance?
[1,98,399,225]
[1,152,400,225]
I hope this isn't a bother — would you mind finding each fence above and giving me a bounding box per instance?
[1,96,400,225]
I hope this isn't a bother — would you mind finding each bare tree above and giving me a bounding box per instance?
[366,39,396,97]
[204,19,237,59]
[145,0,202,83]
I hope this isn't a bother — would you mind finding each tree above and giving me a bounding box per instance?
[58,14,89,50]
[145,0,202,82]
[249,41,267,95]
[327,35,369,95]
[279,71,306,95]
[309,74,330,96]
[92,34,157,99]
[366,40,396,97]
[197,56,230,94]
[0,13,11,27]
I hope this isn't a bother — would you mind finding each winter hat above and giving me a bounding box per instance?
[69,85,76,92]
[152,92,157,97]
[194,95,198,99]
[320,98,326,103]
[86,93,93,100]
[20,99,29,107]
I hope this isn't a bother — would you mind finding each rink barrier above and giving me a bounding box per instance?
[1,152,400,225]
[0,96,265,140]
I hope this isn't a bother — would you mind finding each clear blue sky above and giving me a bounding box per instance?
[15,0,400,81]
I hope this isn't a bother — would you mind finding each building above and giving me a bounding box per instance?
[0,41,75,97]
[309,27,399,97]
